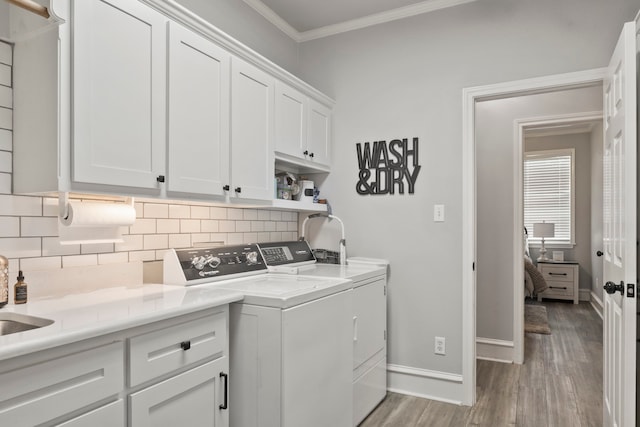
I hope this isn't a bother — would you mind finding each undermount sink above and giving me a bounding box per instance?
[0,313,54,336]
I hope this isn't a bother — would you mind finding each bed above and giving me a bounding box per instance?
[524,227,548,297]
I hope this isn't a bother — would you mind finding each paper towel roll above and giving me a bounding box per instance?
[60,201,136,228]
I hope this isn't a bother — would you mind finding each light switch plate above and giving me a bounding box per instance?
[434,204,445,222]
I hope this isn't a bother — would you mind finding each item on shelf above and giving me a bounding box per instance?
[552,251,564,261]
[276,172,300,200]
[297,180,315,202]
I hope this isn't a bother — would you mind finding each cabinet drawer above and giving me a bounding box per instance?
[542,282,574,297]
[129,311,226,386]
[0,341,124,427]
[56,400,125,427]
[540,265,574,282]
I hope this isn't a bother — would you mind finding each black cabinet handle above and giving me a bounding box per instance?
[219,372,228,410]
[235,187,241,193]
[157,175,165,183]
[223,185,230,191]
[549,286,568,290]
[548,272,567,276]
[180,341,191,351]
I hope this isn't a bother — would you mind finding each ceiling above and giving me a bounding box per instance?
[243,0,476,42]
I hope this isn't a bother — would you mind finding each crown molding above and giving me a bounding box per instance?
[244,0,477,43]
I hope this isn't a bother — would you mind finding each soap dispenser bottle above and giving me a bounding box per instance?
[0,255,7,308]
[14,270,27,304]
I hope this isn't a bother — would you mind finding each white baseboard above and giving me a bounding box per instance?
[476,337,514,363]
[579,288,591,302]
[590,291,603,319]
[387,364,464,405]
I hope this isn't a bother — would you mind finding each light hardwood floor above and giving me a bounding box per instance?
[360,301,603,426]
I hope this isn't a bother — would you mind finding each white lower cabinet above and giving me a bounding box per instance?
[129,358,228,427]
[0,307,230,427]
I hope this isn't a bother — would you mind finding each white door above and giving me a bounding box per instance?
[230,58,275,201]
[73,0,166,191]
[602,21,636,427]
[167,22,230,198]
[275,81,307,159]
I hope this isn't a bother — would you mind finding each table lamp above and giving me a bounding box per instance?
[533,222,555,262]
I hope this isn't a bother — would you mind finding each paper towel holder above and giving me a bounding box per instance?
[58,192,135,221]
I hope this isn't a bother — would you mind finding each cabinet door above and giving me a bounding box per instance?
[306,99,331,166]
[167,23,230,197]
[129,358,229,427]
[73,0,166,191]
[230,58,274,201]
[275,81,307,158]
[353,279,386,369]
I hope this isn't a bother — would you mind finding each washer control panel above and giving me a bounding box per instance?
[258,241,316,266]
[176,244,267,281]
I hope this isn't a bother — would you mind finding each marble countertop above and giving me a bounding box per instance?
[0,283,243,361]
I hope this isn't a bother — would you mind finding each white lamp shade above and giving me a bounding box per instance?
[533,222,555,238]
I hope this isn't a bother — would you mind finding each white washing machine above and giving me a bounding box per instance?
[257,241,389,427]
[163,245,354,427]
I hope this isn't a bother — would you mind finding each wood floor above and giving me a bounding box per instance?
[360,301,603,427]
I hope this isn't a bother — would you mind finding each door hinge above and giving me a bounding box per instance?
[384,285,386,296]
[384,330,387,341]
[472,262,475,271]
[627,283,635,298]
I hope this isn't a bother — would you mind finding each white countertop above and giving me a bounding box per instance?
[0,283,243,362]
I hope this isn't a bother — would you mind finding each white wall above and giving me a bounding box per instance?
[174,0,299,73]
[590,122,604,300]
[0,2,8,40]
[296,0,638,383]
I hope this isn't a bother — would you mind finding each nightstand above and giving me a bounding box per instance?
[536,260,579,304]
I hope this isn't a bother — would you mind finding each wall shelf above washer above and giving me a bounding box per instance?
[271,199,327,212]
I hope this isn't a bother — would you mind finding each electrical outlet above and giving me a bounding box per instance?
[435,336,446,355]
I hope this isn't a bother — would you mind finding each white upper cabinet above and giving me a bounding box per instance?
[167,22,230,198]
[306,99,332,167]
[72,0,167,192]
[230,58,275,201]
[275,82,332,169]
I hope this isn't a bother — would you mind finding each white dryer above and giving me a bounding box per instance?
[257,241,389,427]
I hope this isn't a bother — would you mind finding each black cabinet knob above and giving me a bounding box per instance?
[303,150,309,156]
[156,175,165,183]
[223,185,230,191]
[180,341,191,351]
[309,152,314,158]
[235,187,241,193]
[596,250,603,257]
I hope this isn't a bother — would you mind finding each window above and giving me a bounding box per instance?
[523,149,575,246]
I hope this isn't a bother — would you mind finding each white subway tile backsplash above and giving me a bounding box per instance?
[134,202,144,218]
[191,233,212,245]
[236,221,251,232]
[270,211,282,221]
[81,242,115,254]
[210,207,227,220]
[243,209,258,220]
[144,234,168,250]
[0,195,42,216]
[0,216,19,237]
[0,150,11,173]
[209,233,227,245]
[144,203,169,218]
[264,221,276,232]
[191,206,210,219]
[201,220,219,233]
[0,43,11,66]
[115,234,144,252]
[269,232,282,242]
[258,210,270,221]
[281,211,293,221]
[180,219,200,233]
[21,256,61,271]
[227,208,244,220]
[98,252,129,265]
[0,107,12,130]
[226,233,244,245]
[0,173,10,194]
[21,217,58,237]
[0,129,10,151]
[157,219,180,234]
[169,234,191,249]
[219,220,235,232]
[243,232,257,243]
[42,198,59,217]
[169,204,190,219]
[287,222,298,232]
[282,232,297,241]
[155,249,168,261]
[42,237,80,256]
[129,218,156,234]
[257,232,270,242]
[63,254,98,268]
[0,85,11,108]
[251,221,264,232]
[129,250,156,262]
[276,222,288,232]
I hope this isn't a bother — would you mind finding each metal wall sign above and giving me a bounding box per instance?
[356,137,421,195]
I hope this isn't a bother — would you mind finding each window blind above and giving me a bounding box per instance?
[523,149,574,244]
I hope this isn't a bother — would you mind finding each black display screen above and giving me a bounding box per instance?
[258,241,316,266]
